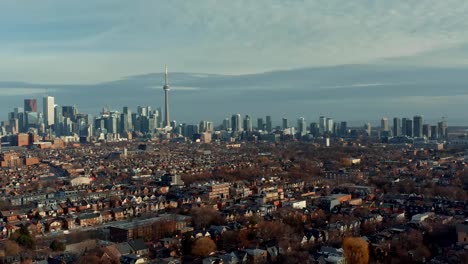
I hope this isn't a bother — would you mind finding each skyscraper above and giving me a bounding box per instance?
[381,118,389,132]
[413,115,423,138]
[310,122,319,137]
[24,99,37,112]
[297,117,307,136]
[43,96,55,127]
[243,115,252,132]
[326,118,334,133]
[430,125,438,140]
[364,123,371,136]
[405,119,413,137]
[282,118,289,129]
[402,118,408,136]
[163,65,171,127]
[137,106,148,117]
[319,116,326,134]
[265,116,272,132]
[422,124,431,139]
[231,114,242,132]
[54,105,63,136]
[121,106,132,132]
[438,120,448,140]
[257,118,264,131]
[340,121,348,137]
[393,117,401,137]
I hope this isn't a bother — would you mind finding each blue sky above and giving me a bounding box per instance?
[2,0,468,84]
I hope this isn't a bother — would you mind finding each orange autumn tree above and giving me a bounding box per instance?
[191,237,217,257]
[343,237,369,264]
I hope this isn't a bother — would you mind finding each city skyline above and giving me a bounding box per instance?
[0,91,454,133]
[1,2,468,125]
[0,0,468,125]
[1,64,467,126]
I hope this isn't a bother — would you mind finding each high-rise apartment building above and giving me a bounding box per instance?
[257,118,264,131]
[223,118,231,131]
[243,115,252,132]
[430,125,438,140]
[340,121,348,136]
[310,122,319,137]
[364,123,372,136]
[319,116,326,134]
[297,117,307,136]
[381,118,389,132]
[405,119,413,137]
[422,124,431,139]
[438,120,448,140]
[282,118,289,129]
[326,118,334,133]
[265,116,272,132]
[231,114,242,132]
[393,117,401,137]
[413,115,423,138]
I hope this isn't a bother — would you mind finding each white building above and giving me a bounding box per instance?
[43,96,55,126]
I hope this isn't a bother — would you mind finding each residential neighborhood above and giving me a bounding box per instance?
[0,135,466,263]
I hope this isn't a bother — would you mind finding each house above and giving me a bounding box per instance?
[62,217,76,230]
[45,219,63,232]
[98,244,123,263]
[116,242,133,256]
[77,212,102,227]
[26,221,44,236]
[128,238,149,256]
[0,210,20,223]
[112,207,125,220]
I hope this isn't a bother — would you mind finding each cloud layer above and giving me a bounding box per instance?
[2,1,468,83]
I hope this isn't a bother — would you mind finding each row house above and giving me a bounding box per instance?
[77,212,102,227]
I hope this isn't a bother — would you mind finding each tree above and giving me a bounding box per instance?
[1,240,20,256]
[12,226,35,249]
[50,240,66,251]
[191,237,216,257]
[219,230,239,251]
[190,207,224,229]
[343,237,369,264]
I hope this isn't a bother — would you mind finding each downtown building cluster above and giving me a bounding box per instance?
[0,97,453,147]
[0,65,453,146]
[382,116,448,140]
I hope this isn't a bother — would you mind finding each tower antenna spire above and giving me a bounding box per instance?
[165,64,168,86]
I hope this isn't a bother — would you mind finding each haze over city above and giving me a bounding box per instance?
[1,1,468,125]
[1,2,468,264]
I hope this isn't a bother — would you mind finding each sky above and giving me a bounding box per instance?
[1,1,468,125]
[2,0,468,83]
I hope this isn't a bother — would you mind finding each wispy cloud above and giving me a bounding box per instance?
[0,88,49,96]
[1,1,468,83]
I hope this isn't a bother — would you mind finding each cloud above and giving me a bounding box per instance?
[0,88,49,96]
[1,1,468,83]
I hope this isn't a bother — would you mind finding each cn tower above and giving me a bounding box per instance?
[163,64,171,127]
